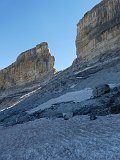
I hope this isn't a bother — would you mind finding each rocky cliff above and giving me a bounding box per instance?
[0,1,120,159]
[76,0,120,61]
[0,42,55,89]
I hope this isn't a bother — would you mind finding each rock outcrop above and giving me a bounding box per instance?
[76,0,120,61]
[92,84,111,98]
[0,42,55,89]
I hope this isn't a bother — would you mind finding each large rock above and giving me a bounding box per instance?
[109,96,120,114]
[76,0,120,61]
[0,42,55,89]
[92,84,110,98]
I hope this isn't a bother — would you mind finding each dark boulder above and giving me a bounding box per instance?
[93,84,110,98]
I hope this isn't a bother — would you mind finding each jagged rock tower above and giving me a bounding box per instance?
[0,42,55,89]
[76,0,120,62]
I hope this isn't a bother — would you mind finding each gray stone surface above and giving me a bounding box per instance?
[0,114,120,160]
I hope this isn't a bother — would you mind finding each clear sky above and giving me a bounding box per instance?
[0,0,101,71]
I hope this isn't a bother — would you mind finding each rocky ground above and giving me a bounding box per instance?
[0,51,120,160]
[0,114,120,160]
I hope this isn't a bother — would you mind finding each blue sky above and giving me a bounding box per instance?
[0,0,101,71]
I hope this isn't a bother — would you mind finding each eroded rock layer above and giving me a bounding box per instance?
[0,42,55,89]
[76,0,120,60]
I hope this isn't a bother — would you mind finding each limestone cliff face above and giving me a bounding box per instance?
[0,42,55,89]
[76,0,120,61]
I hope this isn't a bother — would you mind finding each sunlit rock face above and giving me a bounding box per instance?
[76,0,120,61]
[0,42,55,89]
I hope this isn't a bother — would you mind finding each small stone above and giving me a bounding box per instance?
[63,112,73,120]
[90,113,97,121]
